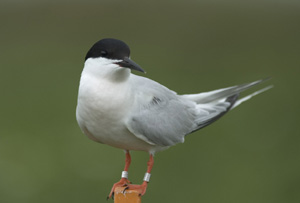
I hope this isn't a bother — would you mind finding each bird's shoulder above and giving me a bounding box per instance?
[126,74,198,147]
[129,74,177,100]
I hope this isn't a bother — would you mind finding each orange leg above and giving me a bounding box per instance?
[123,154,154,196]
[108,150,132,199]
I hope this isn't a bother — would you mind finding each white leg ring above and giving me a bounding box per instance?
[121,171,128,179]
[143,172,151,182]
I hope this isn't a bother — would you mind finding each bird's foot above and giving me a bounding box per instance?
[107,178,131,200]
[123,181,148,196]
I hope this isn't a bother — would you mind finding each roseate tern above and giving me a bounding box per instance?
[76,38,272,198]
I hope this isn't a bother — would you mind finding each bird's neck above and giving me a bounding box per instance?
[108,68,131,83]
[84,59,131,83]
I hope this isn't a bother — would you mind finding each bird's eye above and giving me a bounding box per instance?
[100,51,108,57]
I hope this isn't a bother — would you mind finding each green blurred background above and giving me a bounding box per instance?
[0,0,299,202]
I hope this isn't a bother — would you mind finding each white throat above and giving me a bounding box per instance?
[83,57,131,82]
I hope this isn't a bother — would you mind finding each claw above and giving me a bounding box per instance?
[120,181,148,196]
[122,186,129,194]
[107,178,131,199]
[106,192,114,201]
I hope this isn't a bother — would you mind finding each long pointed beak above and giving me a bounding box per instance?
[116,57,146,73]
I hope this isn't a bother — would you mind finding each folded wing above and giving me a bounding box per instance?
[126,77,272,147]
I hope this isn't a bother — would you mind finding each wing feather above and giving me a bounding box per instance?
[126,76,271,147]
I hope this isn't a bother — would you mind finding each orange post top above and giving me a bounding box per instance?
[114,187,141,203]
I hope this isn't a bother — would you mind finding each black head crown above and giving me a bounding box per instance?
[85,38,145,73]
[85,38,130,61]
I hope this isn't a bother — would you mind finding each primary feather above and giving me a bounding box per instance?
[126,76,272,147]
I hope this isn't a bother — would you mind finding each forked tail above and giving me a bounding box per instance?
[184,78,273,134]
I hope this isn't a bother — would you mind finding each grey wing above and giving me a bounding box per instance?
[126,76,199,147]
[126,93,237,147]
[126,76,271,147]
[125,76,234,147]
[126,95,198,147]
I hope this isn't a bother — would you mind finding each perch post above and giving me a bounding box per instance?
[114,187,141,203]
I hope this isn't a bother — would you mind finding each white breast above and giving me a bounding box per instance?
[76,60,157,151]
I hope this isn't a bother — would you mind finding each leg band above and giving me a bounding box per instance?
[143,172,151,182]
[121,171,128,179]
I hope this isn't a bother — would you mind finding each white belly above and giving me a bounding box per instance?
[76,74,155,151]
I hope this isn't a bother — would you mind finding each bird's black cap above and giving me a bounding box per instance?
[85,38,130,61]
[85,38,145,73]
